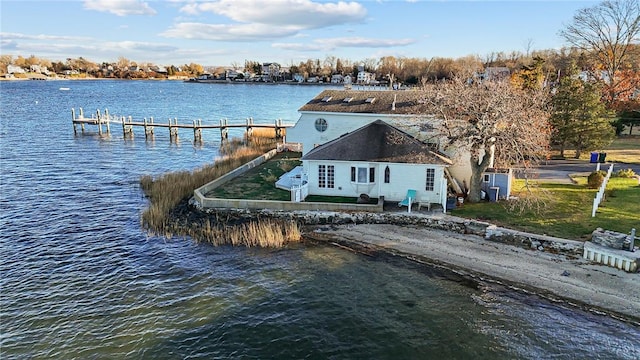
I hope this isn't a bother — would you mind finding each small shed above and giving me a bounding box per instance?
[482,168,512,201]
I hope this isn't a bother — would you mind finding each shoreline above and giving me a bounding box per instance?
[303,223,640,325]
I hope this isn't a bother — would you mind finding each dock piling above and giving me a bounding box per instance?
[105,109,111,134]
[193,119,202,142]
[72,108,77,135]
[220,118,229,140]
[96,109,102,135]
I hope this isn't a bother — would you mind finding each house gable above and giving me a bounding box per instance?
[302,120,451,165]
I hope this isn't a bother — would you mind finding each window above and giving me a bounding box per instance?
[384,166,390,183]
[483,174,490,182]
[327,165,335,188]
[319,165,326,188]
[351,166,375,184]
[314,118,328,132]
[425,168,435,191]
[318,164,334,188]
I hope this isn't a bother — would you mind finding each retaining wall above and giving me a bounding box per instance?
[192,150,384,212]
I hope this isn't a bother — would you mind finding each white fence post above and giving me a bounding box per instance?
[592,164,614,217]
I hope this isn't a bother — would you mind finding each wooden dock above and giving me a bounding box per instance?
[71,108,293,142]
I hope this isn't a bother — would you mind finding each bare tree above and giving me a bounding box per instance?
[559,0,640,104]
[422,76,551,203]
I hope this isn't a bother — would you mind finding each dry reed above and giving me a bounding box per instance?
[193,219,301,247]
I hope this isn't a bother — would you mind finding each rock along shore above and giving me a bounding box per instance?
[192,201,640,324]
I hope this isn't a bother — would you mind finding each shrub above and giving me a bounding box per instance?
[614,168,637,178]
[587,170,606,189]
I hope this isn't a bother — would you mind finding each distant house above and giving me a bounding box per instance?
[292,73,304,83]
[30,65,50,75]
[478,67,510,82]
[261,62,281,80]
[301,120,452,207]
[225,69,240,80]
[287,89,493,186]
[331,74,344,83]
[7,65,26,74]
[357,71,374,84]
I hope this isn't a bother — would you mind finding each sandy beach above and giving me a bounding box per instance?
[306,223,640,324]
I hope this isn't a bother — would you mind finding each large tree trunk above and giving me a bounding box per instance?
[467,146,493,203]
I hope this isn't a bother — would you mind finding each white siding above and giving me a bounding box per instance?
[304,160,446,204]
[288,112,376,155]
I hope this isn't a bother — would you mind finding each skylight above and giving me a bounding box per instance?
[343,97,353,103]
[321,96,332,102]
[365,97,376,104]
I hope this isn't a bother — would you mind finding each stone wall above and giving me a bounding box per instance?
[591,228,633,251]
[191,204,585,256]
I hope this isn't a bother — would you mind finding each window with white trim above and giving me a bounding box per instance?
[351,166,375,184]
[318,164,334,188]
[425,168,435,191]
[384,166,390,183]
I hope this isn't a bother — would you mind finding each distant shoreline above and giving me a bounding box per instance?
[0,75,385,89]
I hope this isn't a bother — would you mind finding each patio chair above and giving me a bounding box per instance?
[398,189,417,208]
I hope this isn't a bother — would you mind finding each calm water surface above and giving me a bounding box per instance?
[1,80,638,359]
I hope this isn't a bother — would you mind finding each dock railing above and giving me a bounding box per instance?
[72,108,293,142]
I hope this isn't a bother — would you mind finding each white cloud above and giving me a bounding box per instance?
[179,0,366,29]
[163,1,369,43]
[271,42,325,51]
[83,0,157,16]
[0,32,92,42]
[103,41,179,52]
[273,36,415,51]
[328,37,415,48]
[1,39,18,51]
[160,22,300,41]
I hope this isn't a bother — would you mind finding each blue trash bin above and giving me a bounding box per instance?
[590,152,598,163]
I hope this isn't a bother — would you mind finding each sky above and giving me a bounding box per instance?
[0,0,599,67]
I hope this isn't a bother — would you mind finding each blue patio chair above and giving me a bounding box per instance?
[398,189,417,208]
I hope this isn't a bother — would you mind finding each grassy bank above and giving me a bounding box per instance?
[140,138,301,247]
[452,177,640,241]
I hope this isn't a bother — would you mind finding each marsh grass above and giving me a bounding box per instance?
[140,137,301,247]
[453,178,640,240]
[193,219,301,247]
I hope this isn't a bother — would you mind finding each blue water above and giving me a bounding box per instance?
[1,80,638,359]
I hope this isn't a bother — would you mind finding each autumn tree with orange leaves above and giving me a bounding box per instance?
[559,0,640,106]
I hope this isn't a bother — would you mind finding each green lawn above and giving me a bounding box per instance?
[451,178,640,241]
[207,152,301,201]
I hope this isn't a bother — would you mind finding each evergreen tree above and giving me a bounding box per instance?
[550,63,614,158]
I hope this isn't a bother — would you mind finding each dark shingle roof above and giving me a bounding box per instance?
[302,120,452,165]
[298,89,431,114]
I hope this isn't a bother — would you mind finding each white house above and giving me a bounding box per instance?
[301,120,452,207]
[286,89,480,185]
[357,71,374,84]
